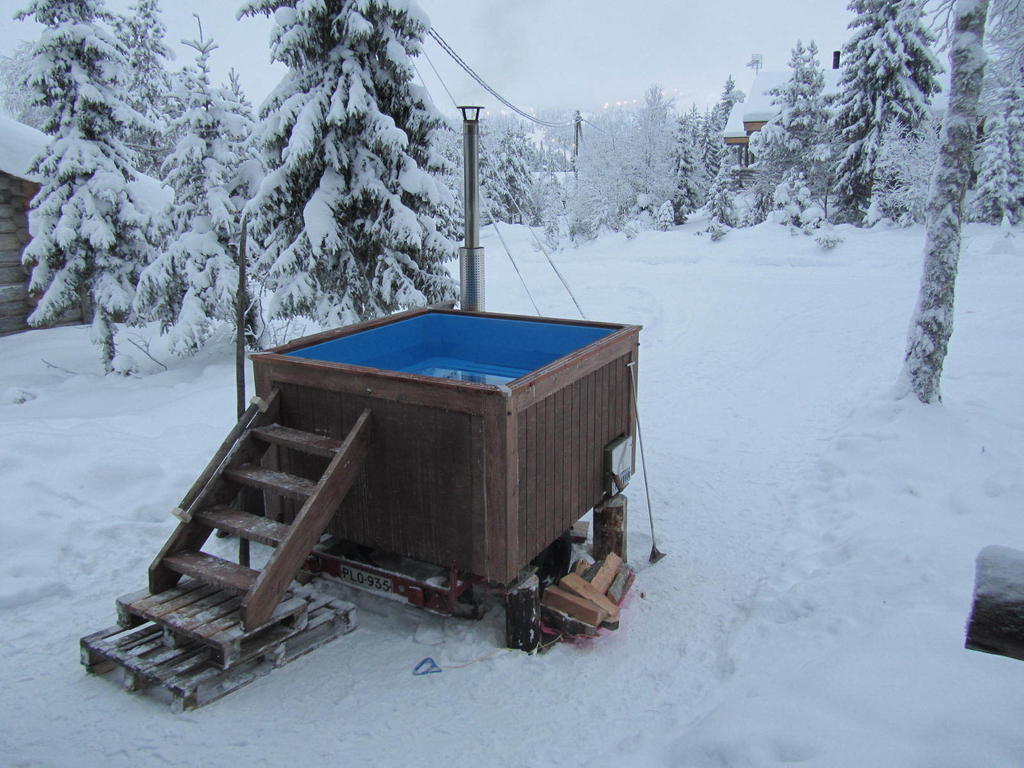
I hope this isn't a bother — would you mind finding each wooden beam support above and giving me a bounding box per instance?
[505,572,541,653]
[594,494,627,563]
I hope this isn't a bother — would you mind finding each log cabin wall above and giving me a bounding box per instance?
[0,173,37,336]
[0,172,85,336]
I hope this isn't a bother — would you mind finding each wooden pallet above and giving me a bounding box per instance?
[81,591,355,712]
[115,579,310,669]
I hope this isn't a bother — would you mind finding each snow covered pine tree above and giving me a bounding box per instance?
[133,28,255,356]
[671,106,705,224]
[831,0,943,223]
[112,0,173,177]
[17,0,155,372]
[241,0,457,328]
[970,79,1018,226]
[750,40,833,223]
[482,123,536,224]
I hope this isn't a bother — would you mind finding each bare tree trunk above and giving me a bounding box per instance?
[900,0,989,404]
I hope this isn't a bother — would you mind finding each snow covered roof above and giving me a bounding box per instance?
[0,114,172,211]
[0,115,48,182]
[724,65,948,139]
[724,69,842,139]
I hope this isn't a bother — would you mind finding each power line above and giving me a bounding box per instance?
[420,45,458,110]
[505,193,587,321]
[427,27,575,130]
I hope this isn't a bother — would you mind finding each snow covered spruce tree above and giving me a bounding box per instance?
[705,166,738,239]
[970,80,1019,225]
[0,41,49,129]
[672,106,705,223]
[900,0,1024,403]
[695,77,745,200]
[17,0,155,372]
[831,0,943,223]
[482,123,536,224]
[240,0,457,327]
[112,0,173,177]
[698,109,725,195]
[751,40,833,224]
[133,32,255,356]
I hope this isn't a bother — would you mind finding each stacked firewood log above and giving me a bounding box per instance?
[540,552,635,636]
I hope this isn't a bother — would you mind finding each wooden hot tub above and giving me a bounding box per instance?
[251,308,640,586]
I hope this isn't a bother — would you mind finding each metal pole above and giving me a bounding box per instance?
[459,105,484,312]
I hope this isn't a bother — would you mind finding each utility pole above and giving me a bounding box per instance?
[573,110,582,177]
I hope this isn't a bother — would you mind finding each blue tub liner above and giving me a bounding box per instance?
[285,313,615,385]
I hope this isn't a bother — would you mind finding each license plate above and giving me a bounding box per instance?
[338,564,392,593]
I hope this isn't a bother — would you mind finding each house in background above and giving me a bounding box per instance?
[723,54,842,169]
[0,114,85,336]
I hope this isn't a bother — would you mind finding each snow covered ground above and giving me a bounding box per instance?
[1,219,1022,767]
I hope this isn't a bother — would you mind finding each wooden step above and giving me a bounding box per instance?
[193,506,289,547]
[223,465,317,501]
[162,552,259,594]
[251,425,342,458]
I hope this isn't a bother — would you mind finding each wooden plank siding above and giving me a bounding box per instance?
[511,350,635,569]
[252,310,639,585]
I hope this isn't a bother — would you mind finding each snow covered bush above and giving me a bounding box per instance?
[240,0,457,328]
[815,231,845,250]
[869,119,941,226]
[704,166,738,238]
[655,200,674,231]
[772,171,825,230]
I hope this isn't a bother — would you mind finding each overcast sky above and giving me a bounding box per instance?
[2,0,856,116]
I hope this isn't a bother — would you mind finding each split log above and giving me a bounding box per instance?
[966,545,1024,662]
[590,552,623,594]
[541,585,607,627]
[540,606,597,637]
[594,494,627,562]
[505,572,541,653]
[572,559,591,577]
[607,566,636,606]
[559,573,620,622]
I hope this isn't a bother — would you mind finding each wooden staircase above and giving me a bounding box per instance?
[81,390,372,710]
[148,389,373,632]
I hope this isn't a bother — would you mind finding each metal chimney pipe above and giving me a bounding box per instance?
[459,105,484,312]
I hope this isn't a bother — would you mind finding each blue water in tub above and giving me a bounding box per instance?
[285,312,614,385]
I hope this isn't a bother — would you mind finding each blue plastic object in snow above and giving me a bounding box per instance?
[285,312,615,385]
[413,657,443,675]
